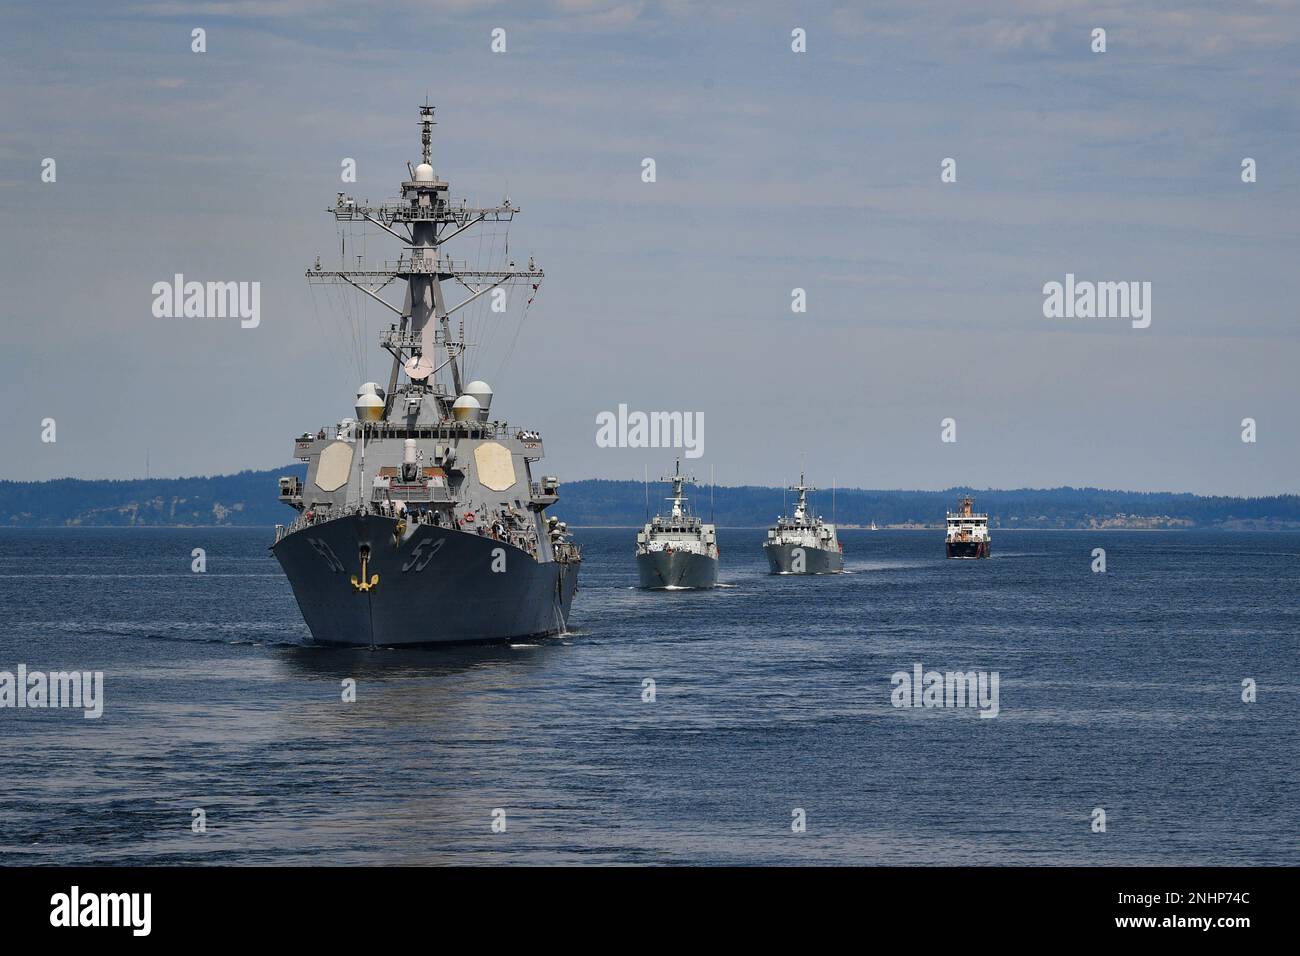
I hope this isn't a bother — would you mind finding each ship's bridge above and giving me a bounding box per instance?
[649,514,705,533]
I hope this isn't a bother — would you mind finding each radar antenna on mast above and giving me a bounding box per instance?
[419,97,436,166]
[305,103,543,418]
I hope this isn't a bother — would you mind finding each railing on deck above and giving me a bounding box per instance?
[274,505,369,544]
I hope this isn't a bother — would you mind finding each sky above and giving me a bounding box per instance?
[1,0,1298,495]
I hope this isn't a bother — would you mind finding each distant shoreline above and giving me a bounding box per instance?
[4,468,1298,530]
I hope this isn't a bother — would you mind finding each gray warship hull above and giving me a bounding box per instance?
[274,514,579,646]
[763,542,844,574]
[636,550,718,590]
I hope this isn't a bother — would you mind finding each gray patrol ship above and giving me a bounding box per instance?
[764,473,843,574]
[272,103,580,647]
[635,460,719,589]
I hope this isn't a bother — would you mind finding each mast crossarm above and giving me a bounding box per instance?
[307,270,400,280]
[449,268,544,281]
[306,268,541,282]
[438,213,487,244]
[444,275,513,318]
[362,213,412,244]
[331,203,518,225]
[304,270,404,317]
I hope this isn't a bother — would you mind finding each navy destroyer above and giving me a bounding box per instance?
[763,472,843,574]
[635,460,719,589]
[945,495,990,558]
[272,103,580,646]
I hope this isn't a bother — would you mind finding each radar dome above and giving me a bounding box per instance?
[355,392,384,422]
[464,380,493,421]
[414,163,434,182]
[451,394,481,422]
[357,382,384,400]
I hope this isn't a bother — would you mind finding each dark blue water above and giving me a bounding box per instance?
[0,528,1295,865]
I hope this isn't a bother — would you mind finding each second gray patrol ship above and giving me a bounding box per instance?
[763,472,844,574]
[635,460,719,589]
[271,103,580,647]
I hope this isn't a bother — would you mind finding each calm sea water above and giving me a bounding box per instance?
[0,527,1296,866]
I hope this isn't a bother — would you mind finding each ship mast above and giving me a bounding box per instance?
[788,471,815,524]
[306,100,543,419]
[660,458,695,520]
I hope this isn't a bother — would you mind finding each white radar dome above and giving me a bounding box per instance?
[464,380,493,421]
[451,395,481,422]
[355,392,384,422]
[414,163,434,182]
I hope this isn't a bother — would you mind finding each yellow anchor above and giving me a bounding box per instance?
[351,546,379,593]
